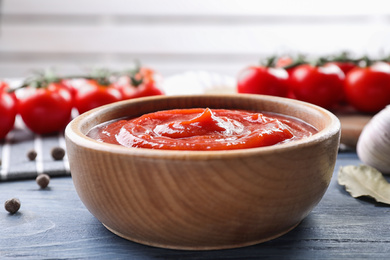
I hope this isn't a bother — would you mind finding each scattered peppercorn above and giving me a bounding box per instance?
[51,146,65,161]
[27,149,37,161]
[4,198,21,214]
[36,174,50,189]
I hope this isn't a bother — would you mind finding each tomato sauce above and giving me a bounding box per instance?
[87,108,317,151]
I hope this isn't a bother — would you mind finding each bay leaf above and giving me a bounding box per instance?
[338,165,390,204]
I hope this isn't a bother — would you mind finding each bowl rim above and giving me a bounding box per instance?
[65,94,341,160]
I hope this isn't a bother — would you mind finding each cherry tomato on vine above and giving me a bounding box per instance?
[116,80,164,100]
[60,78,78,100]
[0,81,9,92]
[326,61,357,75]
[237,66,289,97]
[289,64,345,109]
[275,55,308,99]
[0,81,18,103]
[17,82,73,134]
[114,67,164,100]
[344,62,390,113]
[0,84,17,139]
[324,62,357,104]
[275,56,298,79]
[74,79,122,114]
[275,56,294,70]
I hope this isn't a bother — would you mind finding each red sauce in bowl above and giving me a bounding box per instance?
[87,108,317,151]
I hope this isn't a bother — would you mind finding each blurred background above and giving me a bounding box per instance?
[1,0,390,78]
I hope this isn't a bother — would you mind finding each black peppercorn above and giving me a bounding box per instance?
[51,147,65,160]
[4,198,21,214]
[36,174,50,189]
[27,149,37,161]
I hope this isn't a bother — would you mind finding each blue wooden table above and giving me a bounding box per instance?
[1,152,389,259]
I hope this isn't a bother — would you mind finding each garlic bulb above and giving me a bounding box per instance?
[357,105,390,174]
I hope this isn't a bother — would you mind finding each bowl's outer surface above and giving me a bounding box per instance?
[65,94,341,250]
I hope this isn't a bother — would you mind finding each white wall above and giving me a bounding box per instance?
[1,0,390,78]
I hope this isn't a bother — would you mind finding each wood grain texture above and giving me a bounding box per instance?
[65,94,340,250]
[2,1,390,78]
[2,153,390,259]
[4,0,386,15]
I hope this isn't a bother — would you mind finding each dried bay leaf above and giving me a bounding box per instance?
[338,165,390,204]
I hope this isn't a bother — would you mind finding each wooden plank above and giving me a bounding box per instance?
[1,24,389,54]
[0,53,250,78]
[1,154,390,259]
[3,0,390,16]
[339,114,372,148]
[1,1,390,79]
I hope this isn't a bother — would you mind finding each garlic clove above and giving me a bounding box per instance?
[357,105,390,174]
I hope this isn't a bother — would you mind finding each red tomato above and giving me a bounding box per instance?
[138,67,156,83]
[17,82,73,134]
[0,81,18,103]
[275,56,294,69]
[114,67,164,100]
[289,64,345,109]
[325,62,357,104]
[136,82,164,98]
[344,62,390,113]
[0,81,9,92]
[275,56,308,99]
[327,61,357,75]
[0,87,17,139]
[237,66,289,97]
[60,79,78,99]
[74,79,122,114]
[117,80,164,100]
[275,57,298,79]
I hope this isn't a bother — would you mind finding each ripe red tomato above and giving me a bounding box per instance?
[136,82,164,98]
[237,66,289,97]
[344,62,390,113]
[324,62,356,104]
[0,81,9,92]
[17,82,73,134]
[0,81,18,103]
[275,56,308,99]
[114,67,164,100]
[60,78,78,100]
[289,64,345,109]
[275,56,294,69]
[116,80,164,100]
[74,79,122,114]
[0,86,17,139]
[327,61,357,75]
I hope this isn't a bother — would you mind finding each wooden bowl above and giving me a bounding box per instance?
[65,94,340,250]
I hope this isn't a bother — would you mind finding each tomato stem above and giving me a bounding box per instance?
[361,56,373,67]
[260,56,277,68]
[282,54,307,70]
[314,57,328,67]
[377,54,390,63]
[11,60,148,91]
[120,60,144,87]
[329,51,355,63]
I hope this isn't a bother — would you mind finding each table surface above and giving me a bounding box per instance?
[1,152,389,260]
